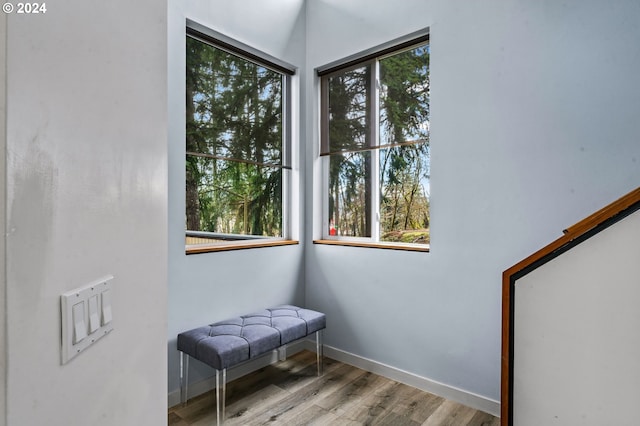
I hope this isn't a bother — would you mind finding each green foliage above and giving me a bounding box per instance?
[381,229,430,244]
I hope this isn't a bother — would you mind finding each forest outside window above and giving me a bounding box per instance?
[185,26,295,252]
[319,33,430,250]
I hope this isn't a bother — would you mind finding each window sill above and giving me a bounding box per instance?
[186,239,299,255]
[313,239,429,252]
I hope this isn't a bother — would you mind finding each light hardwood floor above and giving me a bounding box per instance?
[168,350,499,426]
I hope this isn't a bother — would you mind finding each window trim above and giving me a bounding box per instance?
[187,19,295,76]
[316,28,429,76]
[187,239,299,255]
[317,29,430,251]
[185,21,297,253]
[313,239,429,252]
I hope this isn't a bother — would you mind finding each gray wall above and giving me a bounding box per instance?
[304,0,640,402]
[4,1,168,425]
[167,0,308,397]
[0,11,6,426]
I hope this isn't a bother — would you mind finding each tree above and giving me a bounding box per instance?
[379,45,430,243]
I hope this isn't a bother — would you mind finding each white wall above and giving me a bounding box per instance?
[0,11,7,426]
[304,0,640,408]
[4,1,168,424]
[167,0,307,400]
[513,210,640,425]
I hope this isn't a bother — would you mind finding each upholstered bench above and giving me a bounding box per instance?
[177,305,326,425]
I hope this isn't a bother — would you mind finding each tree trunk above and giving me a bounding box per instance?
[185,80,200,231]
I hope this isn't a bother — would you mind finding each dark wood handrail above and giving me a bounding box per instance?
[563,186,640,238]
[501,186,640,425]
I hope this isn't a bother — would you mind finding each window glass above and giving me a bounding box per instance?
[379,45,430,146]
[326,65,371,153]
[186,34,289,243]
[328,151,371,238]
[321,42,430,247]
[379,144,429,244]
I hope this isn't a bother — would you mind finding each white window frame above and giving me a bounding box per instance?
[317,29,430,251]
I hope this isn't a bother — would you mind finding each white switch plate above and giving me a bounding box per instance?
[60,275,114,365]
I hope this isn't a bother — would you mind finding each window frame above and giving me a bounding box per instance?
[185,21,297,254]
[316,29,430,252]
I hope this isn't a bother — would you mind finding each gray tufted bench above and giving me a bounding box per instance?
[177,305,326,425]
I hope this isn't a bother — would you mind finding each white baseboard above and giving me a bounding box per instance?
[169,340,500,418]
[308,342,500,418]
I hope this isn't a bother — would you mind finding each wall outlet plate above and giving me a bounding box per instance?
[60,275,114,365]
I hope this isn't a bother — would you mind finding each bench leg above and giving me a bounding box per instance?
[277,345,287,362]
[316,330,324,376]
[179,351,189,405]
[215,368,227,426]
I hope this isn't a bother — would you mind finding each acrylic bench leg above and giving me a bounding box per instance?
[216,368,227,425]
[316,330,324,376]
[179,351,189,405]
[278,345,287,362]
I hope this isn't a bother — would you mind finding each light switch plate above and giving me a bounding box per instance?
[60,275,114,364]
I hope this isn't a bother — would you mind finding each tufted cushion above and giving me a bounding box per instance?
[177,305,326,370]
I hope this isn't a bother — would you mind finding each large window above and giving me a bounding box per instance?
[319,33,430,249]
[185,25,294,251]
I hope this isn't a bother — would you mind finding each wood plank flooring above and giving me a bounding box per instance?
[168,350,499,426]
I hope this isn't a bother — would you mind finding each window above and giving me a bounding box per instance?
[185,24,295,252]
[319,32,430,249]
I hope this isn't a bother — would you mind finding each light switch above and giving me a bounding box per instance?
[88,295,100,333]
[61,275,114,365]
[72,301,87,344]
[101,289,112,325]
